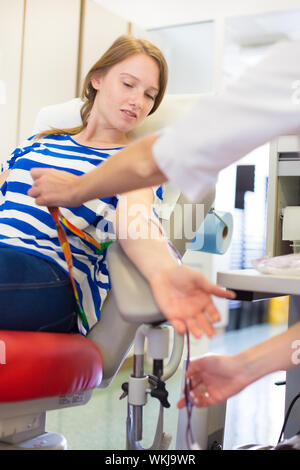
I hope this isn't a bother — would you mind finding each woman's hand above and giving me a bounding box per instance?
[177,354,249,409]
[148,264,235,338]
[28,168,82,207]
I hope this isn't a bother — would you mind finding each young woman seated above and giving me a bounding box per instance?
[0,35,233,336]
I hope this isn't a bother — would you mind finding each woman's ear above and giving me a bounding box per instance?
[90,74,102,91]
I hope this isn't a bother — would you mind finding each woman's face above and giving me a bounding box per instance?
[91,53,160,133]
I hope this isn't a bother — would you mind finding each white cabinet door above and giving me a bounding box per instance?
[18,0,81,142]
[78,1,128,93]
[0,0,25,159]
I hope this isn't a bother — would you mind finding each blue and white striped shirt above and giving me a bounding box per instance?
[0,134,163,335]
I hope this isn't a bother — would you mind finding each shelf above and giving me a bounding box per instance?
[217,269,300,296]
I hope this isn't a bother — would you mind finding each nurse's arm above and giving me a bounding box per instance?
[29,135,166,207]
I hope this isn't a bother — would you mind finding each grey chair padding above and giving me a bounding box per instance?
[87,288,139,388]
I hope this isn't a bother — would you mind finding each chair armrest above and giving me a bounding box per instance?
[106,242,165,324]
[88,242,165,386]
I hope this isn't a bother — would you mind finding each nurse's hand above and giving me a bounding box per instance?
[177,354,249,408]
[149,264,235,338]
[28,168,82,207]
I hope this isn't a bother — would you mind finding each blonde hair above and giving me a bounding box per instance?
[36,35,168,140]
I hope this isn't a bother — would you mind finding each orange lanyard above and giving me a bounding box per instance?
[48,207,113,329]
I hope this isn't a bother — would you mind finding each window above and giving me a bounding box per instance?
[148,21,214,93]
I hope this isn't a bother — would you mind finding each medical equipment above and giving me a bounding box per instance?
[0,94,225,450]
[217,134,300,440]
[266,135,300,258]
[190,207,233,254]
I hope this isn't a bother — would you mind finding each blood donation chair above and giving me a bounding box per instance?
[0,95,217,450]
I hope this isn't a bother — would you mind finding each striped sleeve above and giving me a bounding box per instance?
[1,136,38,173]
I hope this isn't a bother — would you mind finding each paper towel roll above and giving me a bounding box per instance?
[282,206,300,241]
[189,210,233,254]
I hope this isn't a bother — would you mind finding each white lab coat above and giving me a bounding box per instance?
[153,40,300,202]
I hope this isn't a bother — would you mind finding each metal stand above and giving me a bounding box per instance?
[122,324,184,450]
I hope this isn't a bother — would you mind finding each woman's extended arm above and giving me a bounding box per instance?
[115,188,234,338]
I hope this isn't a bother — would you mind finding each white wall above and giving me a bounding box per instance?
[93,0,300,28]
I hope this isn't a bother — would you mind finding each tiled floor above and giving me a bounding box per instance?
[46,322,287,450]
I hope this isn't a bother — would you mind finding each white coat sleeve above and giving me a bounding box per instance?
[152,40,300,202]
